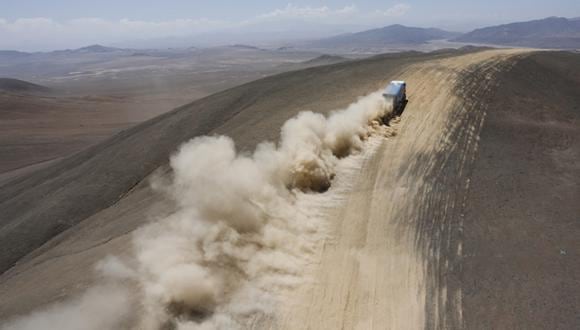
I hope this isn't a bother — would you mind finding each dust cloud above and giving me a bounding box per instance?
[0,285,130,330]
[1,91,393,330]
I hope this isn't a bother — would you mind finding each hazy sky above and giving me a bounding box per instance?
[1,0,579,51]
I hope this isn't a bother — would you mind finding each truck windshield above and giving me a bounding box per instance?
[384,84,401,95]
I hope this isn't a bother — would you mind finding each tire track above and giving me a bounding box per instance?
[273,49,529,330]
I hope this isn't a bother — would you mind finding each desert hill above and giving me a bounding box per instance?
[0,78,50,94]
[455,16,580,48]
[0,48,578,330]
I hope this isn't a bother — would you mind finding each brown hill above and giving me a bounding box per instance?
[0,78,50,94]
[0,49,578,330]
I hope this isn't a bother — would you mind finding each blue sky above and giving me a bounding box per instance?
[1,1,579,50]
[3,0,578,22]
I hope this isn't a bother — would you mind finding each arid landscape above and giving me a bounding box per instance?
[0,46,339,181]
[0,4,579,330]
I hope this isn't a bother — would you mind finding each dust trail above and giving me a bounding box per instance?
[1,91,393,330]
[134,91,392,329]
[0,284,130,330]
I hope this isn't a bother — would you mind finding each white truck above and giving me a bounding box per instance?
[382,81,407,115]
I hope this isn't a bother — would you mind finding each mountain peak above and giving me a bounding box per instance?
[76,44,121,53]
[385,24,406,29]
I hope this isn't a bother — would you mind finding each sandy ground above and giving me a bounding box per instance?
[273,49,528,330]
[1,48,579,329]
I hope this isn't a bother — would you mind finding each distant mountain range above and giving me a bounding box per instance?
[310,24,460,49]
[455,17,580,48]
[1,17,580,56]
[71,44,123,53]
[0,50,32,60]
[0,44,262,58]
[0,45,127,60]
[307,17,580,50]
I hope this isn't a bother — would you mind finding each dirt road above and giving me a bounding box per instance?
[275,50,528,329]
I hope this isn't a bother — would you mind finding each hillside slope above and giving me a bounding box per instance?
[1,49,579,330]
[0,78,50,94]
[0,50,464,276]
[457,51,580,329]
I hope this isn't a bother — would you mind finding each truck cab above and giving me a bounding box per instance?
[383,81,407,115]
